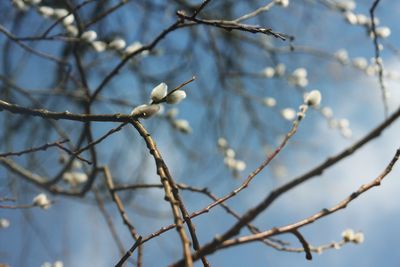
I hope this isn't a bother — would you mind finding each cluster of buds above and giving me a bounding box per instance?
[131,83,187,119]
[32,193,51,209]
[279,90,321,122]
[288,67,308,88]
[12,0,41,11]
[166,108,192,134]
[0,218,10,229]
[41,261,63,267]
[35,5,79,38]
[342,229,365,244]
[59,154,88,187]
[217,137,246,177]
[319,106,352,138]
[334,50,400,81]
[32,3,149,56]
[336,1,391,40]
[260,63,286,78]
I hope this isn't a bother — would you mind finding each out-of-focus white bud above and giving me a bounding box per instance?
[341,127,352,138]
[224,157,236,169]
[53,8,69,19]
[62,14,75,26]
[32,193,51,209]
[172,119,192,133]
[281,108,296,121]
[234,160,246,171]
[334,49,349,64]
[353,232,364,244]
[261,67,275,78]
[356,14,369,25]
[63,171,88,186]
[262,97,276,107]
[217,137,228,149]
[81,30,97,42]
[338,118,350,129]
[342,229,355,242]
[321,107,333,118]
[375,26,391,38]
[225,148,236,159]
[131,104,160,118]
[91,41,107,52]
[166,108,179,119]
[38,6,54,18]
[166,90,186,104]
[352,57,368,70]
[337,0,356,11]
[150,83,168,102]
[292,68,307,79]
[12,0,28,11]
[275,0,289,8]
[304,90,322,107]
[65,25,78,37]
[344,11,357,25]
[124,42,148,56]
[0,218,10,229]
[275,63,286,76]
[109,38,126,50]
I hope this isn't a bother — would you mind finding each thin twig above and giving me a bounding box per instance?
[0,139,69,157]
[369,0,389,118]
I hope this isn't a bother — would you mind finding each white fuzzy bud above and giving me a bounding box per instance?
[281,108,296,121]
[344,11,357,25]
[123,42,148,56]
[334,49,349,64]
[65,25,78,37]
[26,0,42,4]
[38,6,54,18]
[337,0,356,11]
[0,218,10,228]
[261,67,275,78]
[131,104,160,118]
[275,63,286,76]
[275,0,289,8]
[166,90,186,104]
[172,119,192,133]
[338,118,350,129]
[292,68,307,79]
[62,14,75,26]
[217,137,228,149]
[356,14,369,25]
[353,232,364,244]
[304,90,322,107]
[234,160,246,171]
[342,229,355,242]
[352,57,368,70]
[53,8,68,19]
[63,171,88,186]
[109,38,126,50]
[12,0,28,11]
[341,127,352,138]
[321,107,333,118]
[166,108,179,119]
[32,193,51,209]
[150,83,168,102]
[225,148,236,159]
[262,97,276,107]
[81,30,97,42]
[376,26,391,38]
[91,41,107,52]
